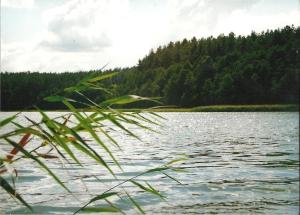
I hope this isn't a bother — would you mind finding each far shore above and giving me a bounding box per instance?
[120,104,299,112]
[1,104,299,112]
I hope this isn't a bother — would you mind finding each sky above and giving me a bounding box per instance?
[1,0,299,72]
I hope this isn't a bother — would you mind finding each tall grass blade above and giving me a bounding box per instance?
[4,138,71,193]
[63,100,116,175]
[86,72,118,83]
[74,192,118,214]
[101,95,161,107]
[130,180,164,198]
[0,176,32,211]
[0,114,17,128]
[38,109,82,165]
[7,133,31,161]
[125,192,145,214]
[89,192,118,204]
[162,172,182,184]
[81,207,120,213]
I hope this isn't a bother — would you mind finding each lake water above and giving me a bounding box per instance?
[0,112,299,214]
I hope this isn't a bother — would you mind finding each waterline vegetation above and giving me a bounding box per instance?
[1,104,298,113]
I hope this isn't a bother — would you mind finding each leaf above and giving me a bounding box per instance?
[38,109,82,166]
[7,133,31,161]
[101,95,161,107]
[64,85,89,93]
[165,157,187,166]
[131,112,161,126]
[145,167,169,174]
[0,114,17,128]
[170,167,187,173]
[44,96,77,103]
[74,192,118,214]
[35,153,58,159]
[82,82,113,95]
[107,108,158,134]
[86,72,118,83]
[89,192,118,204]
[97,126,121,149]
[130,180,164,199]
[62,101,115,175]
[125,192,145,214]
[145,182,164,199]
[53,121,109,167]
[81,207,120,213]
[44,95,65,102]
[162,172,182,184]
[93,108,140,141]
[0,121,50,144]
[148,111,166,120]
[4,138,71,193]
[0,176,32,211]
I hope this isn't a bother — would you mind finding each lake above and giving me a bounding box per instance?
[0,112,299,214]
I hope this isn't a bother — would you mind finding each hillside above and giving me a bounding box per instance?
[1,25,299,110]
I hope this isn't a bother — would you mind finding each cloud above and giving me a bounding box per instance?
[39,31,111,52]
[215,8,300,36]
[1,0,34,8]
[1,0,299,72]
[1,41,36,71]
[1,40,110,72]
[36,0,170,69]
[38,0,117,52]
[165,0,260,39]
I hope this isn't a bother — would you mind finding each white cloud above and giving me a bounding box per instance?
[165,0,261,39]
[35,0,171,70]
[1,41,34,71]
[1,0,34,8]
[1,0,299,72]
[1,40,110,72]
[39,0,122,52]
[215,9,300,36]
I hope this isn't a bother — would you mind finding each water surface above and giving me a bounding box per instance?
[0,112,299,214]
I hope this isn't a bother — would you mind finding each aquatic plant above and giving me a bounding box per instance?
[0,72,184,214]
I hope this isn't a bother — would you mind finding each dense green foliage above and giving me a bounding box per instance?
[0,71,109,110]
[1,26,299,110]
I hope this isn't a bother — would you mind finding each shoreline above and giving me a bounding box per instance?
[1,104,298,112]
[120,104,299,112]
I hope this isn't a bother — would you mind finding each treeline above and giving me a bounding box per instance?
[1,25,299,110]
[0,71,108,110]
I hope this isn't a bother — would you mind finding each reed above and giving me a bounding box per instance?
[0,72,184,214]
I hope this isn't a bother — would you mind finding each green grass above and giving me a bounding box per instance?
[2,104,298,112]
[119,104,299,112]
[191,104,299,112]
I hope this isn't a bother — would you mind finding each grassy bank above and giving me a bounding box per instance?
[119,104,299,112]
[1,104,298,112]
[190,104,299,112]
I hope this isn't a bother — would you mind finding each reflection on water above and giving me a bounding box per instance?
[0,112,299,214]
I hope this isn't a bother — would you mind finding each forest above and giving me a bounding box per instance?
[1,25,299,110]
